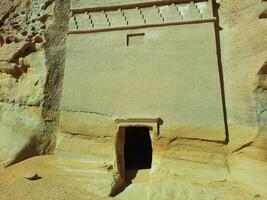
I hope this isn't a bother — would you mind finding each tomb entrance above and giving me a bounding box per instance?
[109,118,162,196]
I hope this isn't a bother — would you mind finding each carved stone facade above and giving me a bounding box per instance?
[0,0,267,199]
[61,0,226,142]
[69,1,213,32]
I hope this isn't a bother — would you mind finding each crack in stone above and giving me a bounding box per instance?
[232,141,254,153]
[61,107,113,117]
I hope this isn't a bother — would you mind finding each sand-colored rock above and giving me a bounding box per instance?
[0,0,62,167]
[23,172,41,180]
[0,0,267,199]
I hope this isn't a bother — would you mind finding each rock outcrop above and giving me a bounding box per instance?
[0,0,69,167]
[0,0,267,199]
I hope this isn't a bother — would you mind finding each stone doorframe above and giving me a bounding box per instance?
[113,118,163,179]
[109,118,163,196]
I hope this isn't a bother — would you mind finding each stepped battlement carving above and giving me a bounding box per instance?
[68,0,214,34]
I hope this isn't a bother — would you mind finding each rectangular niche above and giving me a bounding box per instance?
[126,33,145,46]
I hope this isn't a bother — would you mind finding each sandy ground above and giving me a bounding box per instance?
[1,134,267,200]
[0,155,113,200]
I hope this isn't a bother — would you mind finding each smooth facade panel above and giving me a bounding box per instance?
[61,23,225,140]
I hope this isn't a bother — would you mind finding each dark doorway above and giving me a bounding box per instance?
[109,126,153,197]
[124,127,152,170]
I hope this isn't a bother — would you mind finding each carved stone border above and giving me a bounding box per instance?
[71,0,209,13]
[68,17,216,34]
[111,118,162,189]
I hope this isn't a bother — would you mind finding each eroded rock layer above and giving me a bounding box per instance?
[0,0,267,199]
[0,0,70,167]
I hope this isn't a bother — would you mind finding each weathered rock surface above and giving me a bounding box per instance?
[219,0,267,151]
[0,134,266,199]
[0,0,67,167]
[0,0,267,199]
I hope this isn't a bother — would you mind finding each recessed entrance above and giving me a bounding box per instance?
[124,127,152,170]
[110,118,162,196]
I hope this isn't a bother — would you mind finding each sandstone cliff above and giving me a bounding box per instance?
[0,0,69,167]
[0,0,266,200]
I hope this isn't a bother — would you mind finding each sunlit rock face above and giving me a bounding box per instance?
[0,0,267,200]
[218,0,267,149]
[0,0,69,167]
